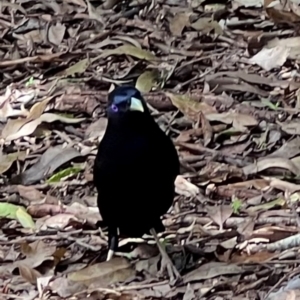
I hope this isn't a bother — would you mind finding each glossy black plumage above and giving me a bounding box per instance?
[93,86,180,256]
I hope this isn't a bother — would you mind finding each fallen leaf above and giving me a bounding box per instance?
[50,277,86,298]
[243,158,300,176]
[166,92,216,121]
[68,257,135,287]
[183,262,244,283]
[248,46,290,71]
[41,213,79,230]
[200,112,213,146]
[0,151,26,174]
[16,207,35,229]
[191,17,223,34]
[205,112,258,130]
[169,12,191,36]
[175,175,199,197]
[18,263,42,285]
[48,23,66,46]
[85,118,107,140]
[102,45,157,61]
[27,204,64,218]
[267,37,300,59]
[46,165,84,183]
[17,185,44,202]
[207,205,233,230]
[0,203,35,229]
[11,146,82,185]
[135,70,159,93]
[2,113,85,141]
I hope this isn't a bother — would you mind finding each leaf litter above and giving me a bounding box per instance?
[2,0,300,299]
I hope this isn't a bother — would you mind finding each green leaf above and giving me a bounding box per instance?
[46,166,83,183]
[231,199,242,214]
[135,70,159,93]
[0,203,35,229]
[16,207,35,229]
[0,203,18,219]
[101,45,157,61]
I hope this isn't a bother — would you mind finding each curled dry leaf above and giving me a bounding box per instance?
[175,175,199,197]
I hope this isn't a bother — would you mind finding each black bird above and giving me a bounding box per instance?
[93,85,180,281]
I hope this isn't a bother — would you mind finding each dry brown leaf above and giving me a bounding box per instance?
[166,92,216,121]
[68,257,135,287]
[191,17,223,34]
[268,138,300,159]
[85,117,107,140]
[169,12,191,36]
[102,45,157,61]
[205,112,258,130]
[200,112,213,146]
[0,151,26,174]
[41,213,79,229]
[267,37,300,59]
[268,178,300,193]
[48,23,66,46]
[2,113,85,141]
[175,175,199,197]
[27,203,64,218]
[18,263,42,285]
[50,277,86,298]
[248,46,290,71]
[11,146,82,185]
[243,157,300,176]
[207,205,233,230]
[17,185,44,202]
[183,261,244,283]
[279,120,300,135]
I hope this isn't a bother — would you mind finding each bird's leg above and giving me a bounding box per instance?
[150,228,181,282]
[107,226,118,261]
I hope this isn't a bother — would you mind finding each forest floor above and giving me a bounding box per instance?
[1,0,300,299]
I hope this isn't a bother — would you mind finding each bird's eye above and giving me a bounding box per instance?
[111,104,118,112]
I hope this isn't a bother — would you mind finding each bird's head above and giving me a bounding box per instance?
[107,86,148,118]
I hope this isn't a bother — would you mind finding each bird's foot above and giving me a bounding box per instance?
[158,249,181,284]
